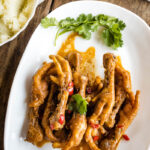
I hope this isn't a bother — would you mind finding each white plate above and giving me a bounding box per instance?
[4,1,150,150]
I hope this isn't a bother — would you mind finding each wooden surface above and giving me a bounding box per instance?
[0,0,149,149]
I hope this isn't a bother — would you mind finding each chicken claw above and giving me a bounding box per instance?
[49,55,72,130]
[63,76,88,150]
[49,55,72,87]
[26,62,51,144]
[29,63,51,107]
[85,53,116,150]
[99,91,140,150]
[53,52,87,150]
[42,84,59,142]
[105,61,131,128]
[49,90,69,130]
[65,52,88,150]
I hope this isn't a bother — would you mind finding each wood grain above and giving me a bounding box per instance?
[0,0,53,149]
[0,0,149,150]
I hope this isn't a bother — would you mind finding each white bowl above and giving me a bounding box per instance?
[0,0,44,47]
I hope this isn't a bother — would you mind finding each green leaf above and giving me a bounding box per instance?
[90,22,99,32]
[102,27,123,49]
[102,29,114,47]
[75,24,91,40]
[41,17,58,28]
[41,14,126,49]
[59,17,75,28]
[118,20,126,30]
[77,14,87,22]
[68,94,88,115]
[68,102,74,111]
[77,13,94,23]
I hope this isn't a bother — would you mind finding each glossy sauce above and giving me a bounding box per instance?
[57,32,96,85]
[116,56,122,67]
[70,140,91,150]
[36,139,49,147]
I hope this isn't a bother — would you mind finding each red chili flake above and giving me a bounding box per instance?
[93,136,99,141]
[89,122,100,129]
[50,124,54,130]
[68,82,74,87]
[86,87,92,94]
[67,110,72,114]
[117,124,124,128]
[59,114,65,125]
[123,134,130,141]
[68,87,74,96]
[68,82,74,96]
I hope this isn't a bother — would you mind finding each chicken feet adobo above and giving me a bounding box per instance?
[26,50,140,150]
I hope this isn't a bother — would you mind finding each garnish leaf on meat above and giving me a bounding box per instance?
[68,94,88,115]
[41,14,126,49]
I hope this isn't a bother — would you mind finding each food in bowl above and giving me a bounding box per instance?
[25,33,140,150]
[0,0,36,43]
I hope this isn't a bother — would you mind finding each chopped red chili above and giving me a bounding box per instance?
[117,124,124,128]
[123,134,130,141]
[50,124,54,130]
[68,87,74,96]
[68,82,74,96]
[93,136,99,141]
[59,114,65,125]
[68,82,74,87]
[90,122,100,129]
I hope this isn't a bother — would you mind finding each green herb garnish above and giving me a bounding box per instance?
[41,14,126,49]
[68,94,88,115]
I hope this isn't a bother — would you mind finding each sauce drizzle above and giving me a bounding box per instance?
[57,32,96,85]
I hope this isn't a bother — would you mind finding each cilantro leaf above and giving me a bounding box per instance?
[59,17,75,28]
[68,94,88,115]
[75,24,91,40]
[41,13,126,49]
[118,20,126,30]
[102,29,114,47]
[41,17,58,28]
[90,22,99,32]
[102,22,124,49]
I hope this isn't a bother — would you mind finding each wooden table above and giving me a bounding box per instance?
[0,0,149,149]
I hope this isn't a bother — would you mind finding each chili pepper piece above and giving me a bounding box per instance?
[123,134,130,141]
[90,122,100,129]
[93,136,99,141]
[59,114,65,125]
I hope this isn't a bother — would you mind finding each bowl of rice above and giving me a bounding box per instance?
[0,0,44,46]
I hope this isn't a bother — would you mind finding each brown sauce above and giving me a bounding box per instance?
[36,139,49,147]
[57,32,96,85]
[70,140,91,150]
[37,139,90,150]
[116,56,122,67]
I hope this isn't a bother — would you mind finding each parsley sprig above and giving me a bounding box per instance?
[68,94,88,115]
[41,14,126,49]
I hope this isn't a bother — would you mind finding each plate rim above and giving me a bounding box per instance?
[4,1,150,150]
